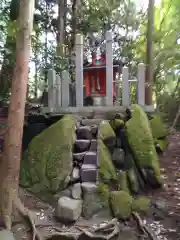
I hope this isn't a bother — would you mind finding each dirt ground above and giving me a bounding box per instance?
[145,132,180,240]
[0,115,180,239]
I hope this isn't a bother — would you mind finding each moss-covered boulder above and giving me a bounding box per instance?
[132,196,150,213]
[110,119,124,132]
[117,171,129,193]
[20,115,76,197]
[154,138,168,152]
[126,104,162,187]
[149,114,168,152]
[127,168,139,193]
[110,191,133,219]
[149,114,168,139]
[98,139,117,184]
[97,183,110,206]
[99,120,116,140]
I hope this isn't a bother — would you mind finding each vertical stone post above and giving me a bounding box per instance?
[137,63,145,107]
[47,69,56,112]
[56,74,61,108]
[61,70,70,107]
[106,30,113,106]
[122,66,130,106]
[75,34,84,107]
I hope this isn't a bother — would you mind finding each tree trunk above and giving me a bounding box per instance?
[71,0,81,51]
[145,0,155,105]
[57,0,65,56]
[0,0,35,231]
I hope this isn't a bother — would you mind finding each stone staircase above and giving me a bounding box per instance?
[72,119,101,184]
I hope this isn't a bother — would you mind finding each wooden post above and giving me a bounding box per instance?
[122,66,130,106]
[75,34,84,107]
[137,63,145,107]
[48,69,56,112]
[106,31,113,106]
[61,70,70,107]
[56,74,61,108]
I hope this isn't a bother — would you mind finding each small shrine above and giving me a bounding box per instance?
[83,52,122,106]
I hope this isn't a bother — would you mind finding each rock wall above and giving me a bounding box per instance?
[19,104,168,222]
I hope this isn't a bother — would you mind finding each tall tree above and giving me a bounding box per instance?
[0,0,40,238]
[145,0,155,105]
[57,0,65,56]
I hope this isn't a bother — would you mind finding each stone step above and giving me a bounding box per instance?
[81,168,98,183]
[83,151,97,165]
[81,164,97,170]
[81,182,97,193]
[89,139,97,151]
[73,152,86,162]
[91,125,98,138]
[76,126,93,140]
[74,140,90,153]
[81,119,103,126]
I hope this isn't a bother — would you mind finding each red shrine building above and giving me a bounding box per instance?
[83,52,122,106]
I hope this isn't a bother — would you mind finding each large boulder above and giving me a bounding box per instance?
[149,114,168,139]
[98,120,116,153]
[98,139,117,184]
[126,105,162,187]
[149,114,168,152]
[20,115,76,197]
[98,120,117,184]
[132,196,150,213]
[110,190,133,219]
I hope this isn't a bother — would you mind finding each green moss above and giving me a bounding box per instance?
[132,196,150,213]
[98,139,117,183]
[117,171,129,193]
[127,168,139,193]
[154,138,168,152]
[20,115,76,196]
[126,104,162,185]
[110,119,124,131]
[110,191,133,219]
[98,120,116,141]
[150,114,168,139]
[97,183,110,207]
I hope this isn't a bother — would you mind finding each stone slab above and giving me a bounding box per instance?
[81,168,98,183]
[74,139,90,153]
[56,197,82,222]
[83,151,97,165]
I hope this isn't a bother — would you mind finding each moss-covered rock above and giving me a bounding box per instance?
[98,120,116,141]
[149,114,168,139]
[110,119,124,132]
[132,196,150,213]
[97,183,110,207]
[117,171,129,193]
[20,115,76,196]
[126,104,162,187]
[127,168,139,193]
[98,139,117,183]
[154,138,168,152]
[110,190,133,219]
